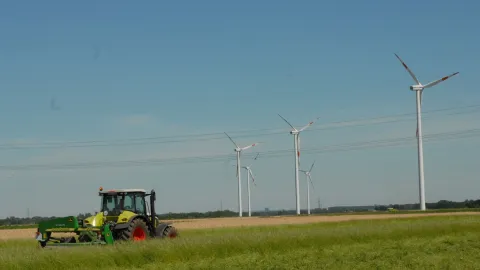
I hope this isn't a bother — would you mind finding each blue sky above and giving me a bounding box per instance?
[1,1,479,217]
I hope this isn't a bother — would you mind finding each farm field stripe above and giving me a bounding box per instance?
[1,211,480,240]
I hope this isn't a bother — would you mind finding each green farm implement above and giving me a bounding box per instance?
[35,187,178,247]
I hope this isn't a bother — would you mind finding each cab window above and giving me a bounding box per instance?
[102,195,118,212]
[135,194,146,214]
[123,194,135,211]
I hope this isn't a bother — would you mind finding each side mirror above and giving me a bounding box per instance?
[150,189,156,201]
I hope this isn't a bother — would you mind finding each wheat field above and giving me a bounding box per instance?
[2,211,479,240]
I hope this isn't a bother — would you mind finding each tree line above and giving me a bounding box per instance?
[1,198,479,226]
[373,199,480,211]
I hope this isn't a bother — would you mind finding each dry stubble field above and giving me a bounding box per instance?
[2,211,479,240]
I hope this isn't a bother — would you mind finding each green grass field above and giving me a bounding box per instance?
[2,214,480,269]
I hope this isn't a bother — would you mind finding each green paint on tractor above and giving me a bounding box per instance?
[35,187,178,247]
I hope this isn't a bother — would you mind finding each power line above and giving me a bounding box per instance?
[2,127,479,171]
[2,103,480,150]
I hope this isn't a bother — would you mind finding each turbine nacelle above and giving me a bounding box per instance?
[225,132,258,153]
[410,85,423,91]
[278,114,319,135]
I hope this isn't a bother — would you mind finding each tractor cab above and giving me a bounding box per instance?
[99,188,148,218]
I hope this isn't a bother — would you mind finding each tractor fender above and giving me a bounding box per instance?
[114,215,149,230]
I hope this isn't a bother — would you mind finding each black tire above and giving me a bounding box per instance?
[164,226,178,238]
[120,218,149,241]
[156,225,178,239]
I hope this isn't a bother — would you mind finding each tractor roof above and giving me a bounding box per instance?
[99,188,147,194]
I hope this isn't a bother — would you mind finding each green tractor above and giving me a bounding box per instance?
[35,187,178,247]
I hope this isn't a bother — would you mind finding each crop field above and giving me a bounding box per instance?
[1,210,479,240]
[2,212,480,269]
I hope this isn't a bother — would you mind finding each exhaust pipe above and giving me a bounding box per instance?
[150,189,156,231]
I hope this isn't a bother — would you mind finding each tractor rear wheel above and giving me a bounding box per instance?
[121,219,149,241]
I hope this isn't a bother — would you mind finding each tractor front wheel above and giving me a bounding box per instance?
[121,219,149,241]
[156,225,178,239]
[163,226,178,238]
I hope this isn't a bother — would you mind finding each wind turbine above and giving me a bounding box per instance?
[278,114,320,215]
[394,53,459,211]
[224,132,259,217]
[300,161,316,215]
[242,153,259,217]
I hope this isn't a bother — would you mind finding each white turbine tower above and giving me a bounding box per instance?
[394,53,459,211]
[300,160,316,215]
[278,114,320,215]
[242,153,259,217]
[224,132,259,217]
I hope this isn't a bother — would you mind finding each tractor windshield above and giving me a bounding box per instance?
[101,194,121,214]
[123,193,135,211]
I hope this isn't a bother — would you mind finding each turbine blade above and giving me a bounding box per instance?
[224,132,239,148]
[249,169,256,186]
[394,53,421,85]
[420,89,423,106]
[423,72,459,89]
[416,91,423,138]
[308,174,315,190]
[278,114,297,131]
[299,170,307,173]
[309,160,316,173]
[241,142,259,151]
[298,117,320,132]
[236,151,241,177]
[297,135,301,167]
